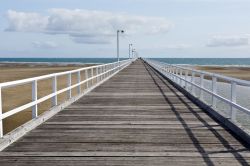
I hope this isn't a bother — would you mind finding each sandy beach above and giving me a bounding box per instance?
[194,66,250,81]
[0,62,96,134]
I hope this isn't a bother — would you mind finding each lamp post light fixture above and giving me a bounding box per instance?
[129,44,133,59]
[117,30,124,62]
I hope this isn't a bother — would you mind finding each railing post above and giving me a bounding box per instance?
[108,65,110,76]
[191,71,195,94]
[177,68,180,84]
[168,66,172,80]
[67,73,72,99]
[185,70,188,89]
[172,67,174,80]
[32,80,38,119]
[176,67,178,83]
[166,66,169,77]
[91,68,94,85]
[102,66,105,80]
[199,74,204,100]
[104,65,106,78]
[171,66,173,80]
[85,70,89,89]
[77,71,81,94]
[101,66,103,80]
[174,67,177,82]
[112,64,115,74]
[179,69,182,86]
[0,86,3,137]
[52,76,57,106]
[96,67,99,83]
[172,67,175,81]
[230,81,236,121]
[212,76,217,108]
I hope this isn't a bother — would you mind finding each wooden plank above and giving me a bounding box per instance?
[0,157,249,166]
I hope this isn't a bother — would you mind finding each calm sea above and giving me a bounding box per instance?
[151,58,250,65]
[0,58,124,64]
[1,58,250,65]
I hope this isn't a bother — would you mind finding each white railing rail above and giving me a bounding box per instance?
[145,59,250,128]
[0,59,135,137]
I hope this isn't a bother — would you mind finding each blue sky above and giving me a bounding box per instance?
[1,0,250,58]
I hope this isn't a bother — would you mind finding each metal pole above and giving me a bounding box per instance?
[117,30,119,62]
[129,44,130,59]
[129,44,132,59]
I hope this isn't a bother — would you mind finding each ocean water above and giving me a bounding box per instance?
[150,58,250,65]
[0,58,127,64]
[1,58,250,65]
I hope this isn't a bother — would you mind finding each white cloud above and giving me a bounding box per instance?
[5,9,172,44]
[207,35,249,47]
[164,44,191,49]
[148,44,191,50]
[5,10,48,32]
[32,41,58,49]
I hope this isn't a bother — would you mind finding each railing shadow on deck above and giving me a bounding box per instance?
[143,61,250,166]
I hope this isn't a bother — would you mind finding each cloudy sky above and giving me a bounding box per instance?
[1,0,250,58]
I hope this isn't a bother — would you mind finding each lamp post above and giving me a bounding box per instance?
[132,48,136,59]
[129,44,132,59]
[117,30,124,62]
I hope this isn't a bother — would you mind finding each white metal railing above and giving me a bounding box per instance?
[0,59,134,137]
[145,59,250,130]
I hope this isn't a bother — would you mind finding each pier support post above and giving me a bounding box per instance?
[32,80,38,119]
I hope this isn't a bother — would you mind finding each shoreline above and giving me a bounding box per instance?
[193,65,250,81]
[0,62,96,83]
[0,62,100,66]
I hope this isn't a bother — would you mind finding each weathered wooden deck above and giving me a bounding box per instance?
[0,59,250,165]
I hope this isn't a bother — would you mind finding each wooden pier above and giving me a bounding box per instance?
[0,59,250,165]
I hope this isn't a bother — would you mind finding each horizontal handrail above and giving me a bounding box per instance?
[0,58,135,137]
[0,60,129,88]
[151,59,250,86]
[144,58,250,130]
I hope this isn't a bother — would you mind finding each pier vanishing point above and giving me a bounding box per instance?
[0,59,250,165]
